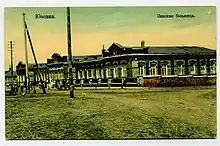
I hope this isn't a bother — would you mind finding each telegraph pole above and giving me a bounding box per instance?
[23,13,30,94]
[66,7,75,98]
[24,20,46,94]
[23,13,46,94]
[8,41,15,94]
[9,41,14,80]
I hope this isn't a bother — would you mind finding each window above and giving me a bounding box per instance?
[200,60,207,74]
[189,64,196,75]
[93,70,96,78]
[79,71,82,78]
[139,66,145,76]
[95,69,99,78]
[81,71,84,78]
[189,60,197,75]
[177,65,184,75]
[193,64,196,74]
[103,69,107,78]
[176,61,184,75]
[150,61,157,76]
[209,60,216,74]
[122,67,127,77]
[161,65,167,76]
[210,63,216,74]
[200,65,207,74]
[160,61,170,76]
[84,70,87,79]
[118,68,122,78]
[110,68,114,78]
[88,70,92,78]
[150,66,157,75]
[99,69,102,78]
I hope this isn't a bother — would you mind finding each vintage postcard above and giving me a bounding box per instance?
[4,6,216,140]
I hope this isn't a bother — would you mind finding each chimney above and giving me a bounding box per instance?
[141,41,145,47]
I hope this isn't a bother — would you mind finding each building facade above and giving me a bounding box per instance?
[16,41,216,87]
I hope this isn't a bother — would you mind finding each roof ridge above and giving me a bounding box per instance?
[113,43,124,48]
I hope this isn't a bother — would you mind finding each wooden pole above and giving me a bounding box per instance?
[23,13,30,94]
[66,7,75,98]
[24,18,46,94]
[9,41,13,79]
[9,41,14,94]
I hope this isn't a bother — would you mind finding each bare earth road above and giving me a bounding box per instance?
[5,86,216,140]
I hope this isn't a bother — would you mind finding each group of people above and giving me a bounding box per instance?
[55,79,70,90]
[51,78,127,89]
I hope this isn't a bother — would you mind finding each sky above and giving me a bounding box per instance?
[4,6,216,70]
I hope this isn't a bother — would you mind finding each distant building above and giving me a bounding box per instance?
[5,70,17,83]
[15,41,216,86]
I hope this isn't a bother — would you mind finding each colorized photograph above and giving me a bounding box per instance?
[4,6,216,140]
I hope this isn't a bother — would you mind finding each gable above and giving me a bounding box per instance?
[107,43,125,56]
[51,53,62,62]
[16,61,25,70]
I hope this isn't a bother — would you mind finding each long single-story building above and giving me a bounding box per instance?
[16,41,216,87]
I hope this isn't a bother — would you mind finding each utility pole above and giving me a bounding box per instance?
[8,41,15,94]
[23,13,46,94]
[66,7,75,98]
[24,20,46,94]
[9,41,15,80]
[23,13,30,94]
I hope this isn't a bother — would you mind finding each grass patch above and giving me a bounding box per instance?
[5,86,216,139]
